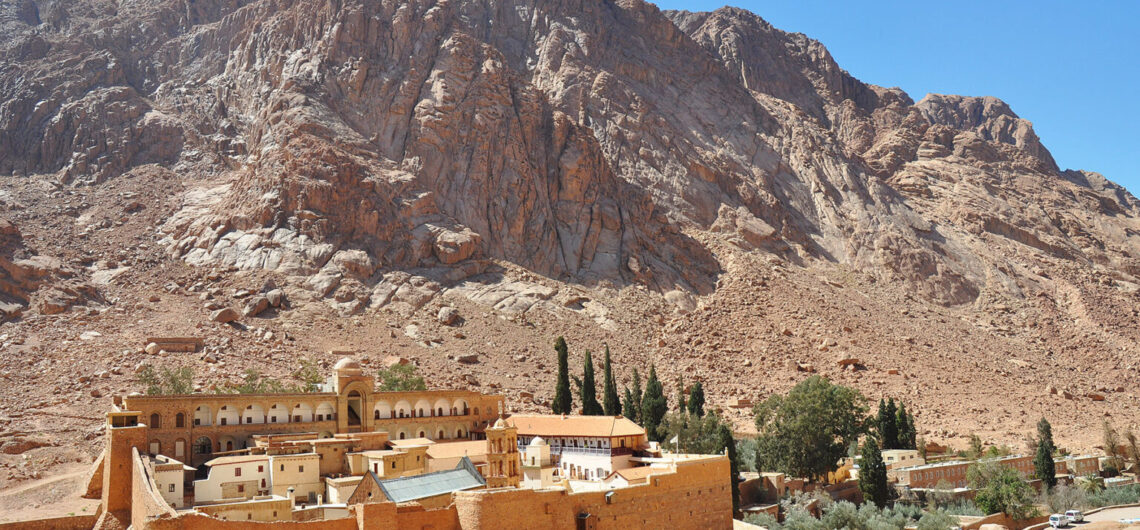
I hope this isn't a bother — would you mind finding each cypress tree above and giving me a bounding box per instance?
[859,436,890,508]
[717,424,741,515]
[1035,417,1057,490]
[602,346,621,416]
[878,398,898,449]
[641,365,667,441]
[551,336,573,415]
[896,402,916,450]
[580,350,604,415]
[676,376,687,413]
[629,368,643,424]
[688,381,705,417]
[622,386,637,422]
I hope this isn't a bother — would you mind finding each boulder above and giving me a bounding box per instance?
[266,289,285,307]
[210,308,238,323]
[463,374,480,386]
[437,306,460,326]
[382,356,410,368]
[243,296,269,317]
[144,342,160,355]
[456,354,479,364]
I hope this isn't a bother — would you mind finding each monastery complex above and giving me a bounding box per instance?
[11,357,733,529]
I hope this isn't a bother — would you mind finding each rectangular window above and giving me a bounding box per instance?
[238,484,244,493]
[169,484,175,493]
[220,418,227,426]
[235,468,242,477]
[280,465,285,471]
[258,465,264,472]
[299,465,304,473]
[245,417,252,424]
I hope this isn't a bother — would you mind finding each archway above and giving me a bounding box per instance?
[292,403,313,423]
[346,390,363,426]
[315,402,335,422]
[433,398,451,417]
[375,401,392,420]
[194,405,212,427]
[264,403,287,424]
[216,405,238,426]
[242,404,265,425]
[414,399,431,418]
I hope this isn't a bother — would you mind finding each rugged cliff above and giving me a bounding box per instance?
[1,0,1138,481]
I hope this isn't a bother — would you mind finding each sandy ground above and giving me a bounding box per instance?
[0,463,100,523]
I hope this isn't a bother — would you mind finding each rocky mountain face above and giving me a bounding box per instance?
[1,0,1139,485]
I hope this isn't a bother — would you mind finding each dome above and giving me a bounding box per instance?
[333,357,362,374]
[528,436,547,447]
[493,418,507,429]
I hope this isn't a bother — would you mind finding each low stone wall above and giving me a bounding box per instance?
[0,514,99,530]
[1022,502,1140,530]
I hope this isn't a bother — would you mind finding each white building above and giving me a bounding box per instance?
[521,437,557,489]
[505,415,647,481]
[151,455,194,508]
[193,453,321,504]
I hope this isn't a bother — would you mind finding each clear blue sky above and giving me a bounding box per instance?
[654,1,1140,194]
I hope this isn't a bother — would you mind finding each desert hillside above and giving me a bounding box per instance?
[2,0,1139,495]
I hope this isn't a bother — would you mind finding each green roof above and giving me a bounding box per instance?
[375,457,486,503]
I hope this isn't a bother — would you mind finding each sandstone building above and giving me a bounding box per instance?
[22,357,733,529]
[121,358,504,466]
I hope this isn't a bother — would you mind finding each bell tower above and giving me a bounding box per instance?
[485,414,521,488]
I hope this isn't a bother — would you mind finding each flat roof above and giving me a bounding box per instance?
[505,414,645,438]
[426,441,489,461]
[389,438,435,448]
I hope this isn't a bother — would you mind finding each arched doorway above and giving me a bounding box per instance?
[346,390,363,426]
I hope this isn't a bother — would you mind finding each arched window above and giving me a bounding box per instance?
[149,413,161,429]
[194,436,212,455]
[374,410,380,420]
[175,413,185,428]
[399,432,406,440]
[438,430,445,439]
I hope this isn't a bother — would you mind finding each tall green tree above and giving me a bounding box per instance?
[138,365,195,395]
[878,398,899,449]
[622,386,637,422]
[753,376,867,482]
[717,424,741,515]
[641,365,667,441]
[896,402,917,450]
[859,437,890,508]
[688,381,706,417]
[969,461,1039,520]
[1035,417,1057,490]
[551,336,573,414]
[676,376,687,413]
[625,368,643,424]
[580,350,604,415]
[602,346,621,417]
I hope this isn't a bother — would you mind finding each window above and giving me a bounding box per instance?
[235,468,242,477]
[150,413,161,429]
[280,465,285,471]
[237,484,244,493]
[245,417,252,424]
[299,465,304,473]
[392,461,396,469]
[258,465,263,472]
[261,479,266,488]
[220,418,227,426]
[169,484,175,493]
[175,413,184,428]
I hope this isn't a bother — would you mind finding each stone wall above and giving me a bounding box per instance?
[0,515,99,530]
[453,456,732,529]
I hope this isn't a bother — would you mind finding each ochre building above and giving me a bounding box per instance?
[121,358,504,466]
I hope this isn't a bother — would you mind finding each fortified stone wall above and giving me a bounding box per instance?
[453,456,732,529]
[131,447,178,529]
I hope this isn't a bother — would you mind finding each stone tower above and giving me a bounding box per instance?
[485,417,521,488]
[521,436,557,489]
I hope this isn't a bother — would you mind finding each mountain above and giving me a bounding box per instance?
[1,0,1137,489]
